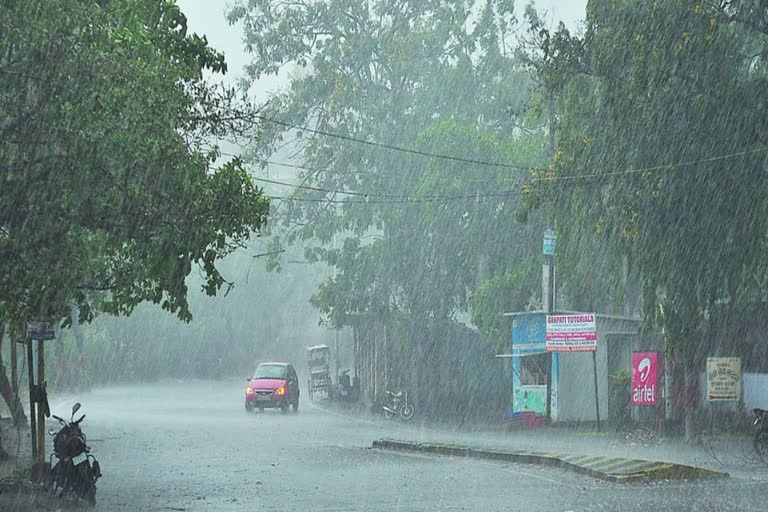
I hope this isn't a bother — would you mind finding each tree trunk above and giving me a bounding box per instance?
[683,362,698,444]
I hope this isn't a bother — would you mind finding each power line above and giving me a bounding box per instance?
[529,147,768,183]
[215,144,768,209]
[251,175,525,199]
[254,145,766,202]
[253,176,401,198]
[253,114,539,170]
[265,190,524,204]
[255,158,524,183]
[217,150,525,183]
[224,144,767,189]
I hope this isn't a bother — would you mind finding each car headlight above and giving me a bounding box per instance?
[275,386,286,396]
[246,387,255,395]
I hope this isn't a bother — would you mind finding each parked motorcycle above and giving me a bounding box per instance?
[48,403,102,506]
[754,408,767,459]
[382,390,415,421]
[337,369,352,401]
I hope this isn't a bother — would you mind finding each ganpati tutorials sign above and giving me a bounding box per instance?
[707,357,741,401]
[631,352,661,405]
[545,313,597,352]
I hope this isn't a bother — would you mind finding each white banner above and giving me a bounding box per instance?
[545,313,597,352]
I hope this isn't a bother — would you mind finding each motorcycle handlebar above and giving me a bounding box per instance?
[74,414,86,425]
[52,415,66,424]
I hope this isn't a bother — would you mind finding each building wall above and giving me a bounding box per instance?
[556,317,642,423]
[744,373,768,410]
[557,349,607,423]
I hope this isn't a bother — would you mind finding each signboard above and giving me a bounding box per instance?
[511,313,546,355]
[707,357,741,401]
[543,229,556,256]
[514,385,547,414]
[545,313,597,352]
[26,321,55,341]
[631,352,661,405]
[512,313,546,345]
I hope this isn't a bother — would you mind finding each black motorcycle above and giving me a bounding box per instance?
[48,403,102,506]
[754,408,768,459]
[337,369,352,401]
[382,390,415,421]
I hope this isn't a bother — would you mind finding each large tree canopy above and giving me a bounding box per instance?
[0,0,270,324]
[525,0,768,436]
[231,0,548,329]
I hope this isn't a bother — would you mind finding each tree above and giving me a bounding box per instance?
[471,267,536,349]
[229,0,560,412]
[230,0,548,323]
[0,0,271,326]
[526,0,768,440]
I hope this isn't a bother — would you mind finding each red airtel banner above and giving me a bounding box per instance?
[631,352,662,406]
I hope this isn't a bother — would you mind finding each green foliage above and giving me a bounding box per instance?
[231,0,548,332]
[527,0,768,365]
[471,268,535,349]
[0,0,270,324]
[610,368,632,385]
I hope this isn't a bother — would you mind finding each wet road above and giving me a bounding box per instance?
[47,380,768,512]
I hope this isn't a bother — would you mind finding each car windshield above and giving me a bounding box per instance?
[253,365,287,379]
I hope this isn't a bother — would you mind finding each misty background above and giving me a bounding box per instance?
[40,0,588,388]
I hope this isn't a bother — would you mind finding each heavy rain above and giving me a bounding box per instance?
[1,0,768,510]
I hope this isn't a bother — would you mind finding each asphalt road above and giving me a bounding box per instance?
[39,380,768,512]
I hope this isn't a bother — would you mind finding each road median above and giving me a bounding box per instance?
[371,438,729,483]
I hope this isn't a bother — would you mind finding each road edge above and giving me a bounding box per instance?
[371,438,730,483]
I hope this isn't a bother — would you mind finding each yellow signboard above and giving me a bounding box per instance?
[706,357,741,401]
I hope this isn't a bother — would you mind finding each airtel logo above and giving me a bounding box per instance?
[638,357,652,383]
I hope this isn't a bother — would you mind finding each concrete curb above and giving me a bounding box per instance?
[371,438,729,483]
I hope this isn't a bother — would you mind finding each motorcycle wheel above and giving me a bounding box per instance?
[85,484,97,507]
[54,460,75,496]
[74,463,96,506]
[384,409,394,420]
[48,461,63,493]
[399,403,415,421]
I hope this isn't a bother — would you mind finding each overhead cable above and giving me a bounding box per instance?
[253,114,539,170]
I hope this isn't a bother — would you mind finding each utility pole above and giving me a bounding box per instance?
[36,340,45,465]
[543,229,556,422]
[26,321,55,481]
[544,92,557,423]
[27,339,37,462]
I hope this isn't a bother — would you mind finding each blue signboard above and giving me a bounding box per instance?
[511,312,546,355]
[543,229,556,255]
